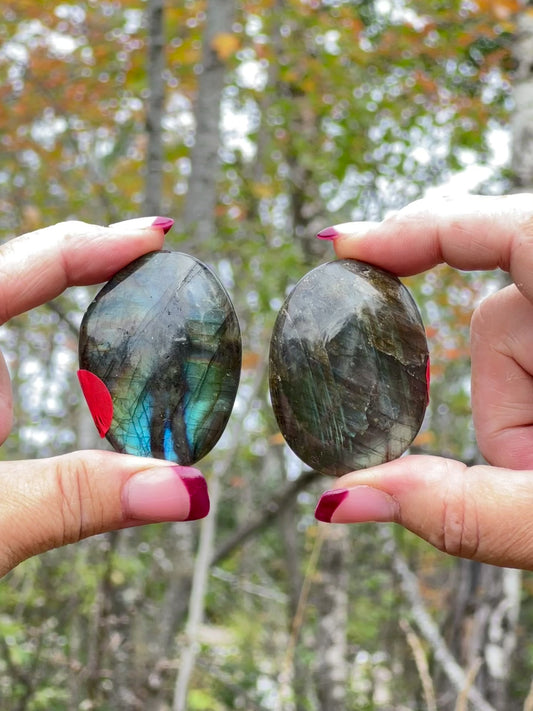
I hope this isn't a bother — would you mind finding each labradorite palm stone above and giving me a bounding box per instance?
[269,259,428,477]
[79,251,241,465]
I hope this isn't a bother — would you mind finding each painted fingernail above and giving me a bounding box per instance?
[315,486,397,524]
[122,466,209,522]
[151,216,175,234]
[316,226,340,240]
[109,216,174,234]
[317,221,380,241]
[315,489,348,521]
[77,370,113,437]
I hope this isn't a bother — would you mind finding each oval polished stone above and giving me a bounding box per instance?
[269,259,429,477]
[78,251,241,465]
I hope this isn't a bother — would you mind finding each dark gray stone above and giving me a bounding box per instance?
[269,259,428,476]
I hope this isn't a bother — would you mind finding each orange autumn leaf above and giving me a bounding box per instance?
[229,476,247,488]
[412,430,436,448]
[444,348,468,360]
[476,0,520,21]
[242,351,261,370]
[429,363,445,378]
[269,432,286,445]
[211,32,240,61]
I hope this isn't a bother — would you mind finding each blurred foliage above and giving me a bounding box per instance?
[0,0,531,709]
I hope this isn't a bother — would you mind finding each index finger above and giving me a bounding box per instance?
[321,194,533,301]
[0,217,170,324]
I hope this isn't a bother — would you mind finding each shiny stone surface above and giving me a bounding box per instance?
[79,251,241,465]
[269,259,428,476]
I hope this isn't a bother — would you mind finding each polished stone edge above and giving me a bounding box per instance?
[78,250,243,463]
[268,258,429,477]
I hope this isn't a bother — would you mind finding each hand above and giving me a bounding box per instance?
[0,217,209,577]
[314,194,533,570]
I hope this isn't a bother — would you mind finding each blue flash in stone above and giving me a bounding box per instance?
[79,251,241,465]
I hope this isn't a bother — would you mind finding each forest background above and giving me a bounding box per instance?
[0,1,532,710]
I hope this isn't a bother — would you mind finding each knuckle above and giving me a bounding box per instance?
[436,466,480,559]
[56,219,90,234]
[470,299,486,334]
[51,455,102,545]
[470,296,497,343]
[471,285,520,341]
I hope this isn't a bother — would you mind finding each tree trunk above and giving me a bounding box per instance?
[144,0,165,216]
[511,4,533,191]
[443,560,520,710]
[279,481,309,711]
[379,527,497,711]
[172,476,222,711]
[182,0,234,248]
[312,526,349,711]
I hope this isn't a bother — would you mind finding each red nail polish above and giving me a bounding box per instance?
[122,466,209,522]
[152,216,175,235]
[316,226,339,240]
[315,489,348,522]
[177,468,210,520]
[77,369,113,437]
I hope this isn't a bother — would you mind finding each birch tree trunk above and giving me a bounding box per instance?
[380,525,497,711]
[312,526,349,711]
[511,3,533,191]
[279,479,309,711]
[443,560,520,711]
[182,0,234,248]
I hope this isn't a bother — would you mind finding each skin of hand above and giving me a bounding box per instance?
[0,218,210,578]
[314,193,533,570]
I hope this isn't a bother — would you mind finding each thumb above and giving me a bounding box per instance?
[0,450,209,576]
[315,455,533,570]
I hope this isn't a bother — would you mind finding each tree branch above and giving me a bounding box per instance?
[379,526,497,711]
[45,300,79,338]
[211,468,321,566]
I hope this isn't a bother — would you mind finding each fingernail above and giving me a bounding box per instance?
[315,486,397,524]
[317,221,379,241]
[316,226,340,240]
[151,216,175,234]
[77,370,113,438]
[109,216,174,234]
[122,466,209,522]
